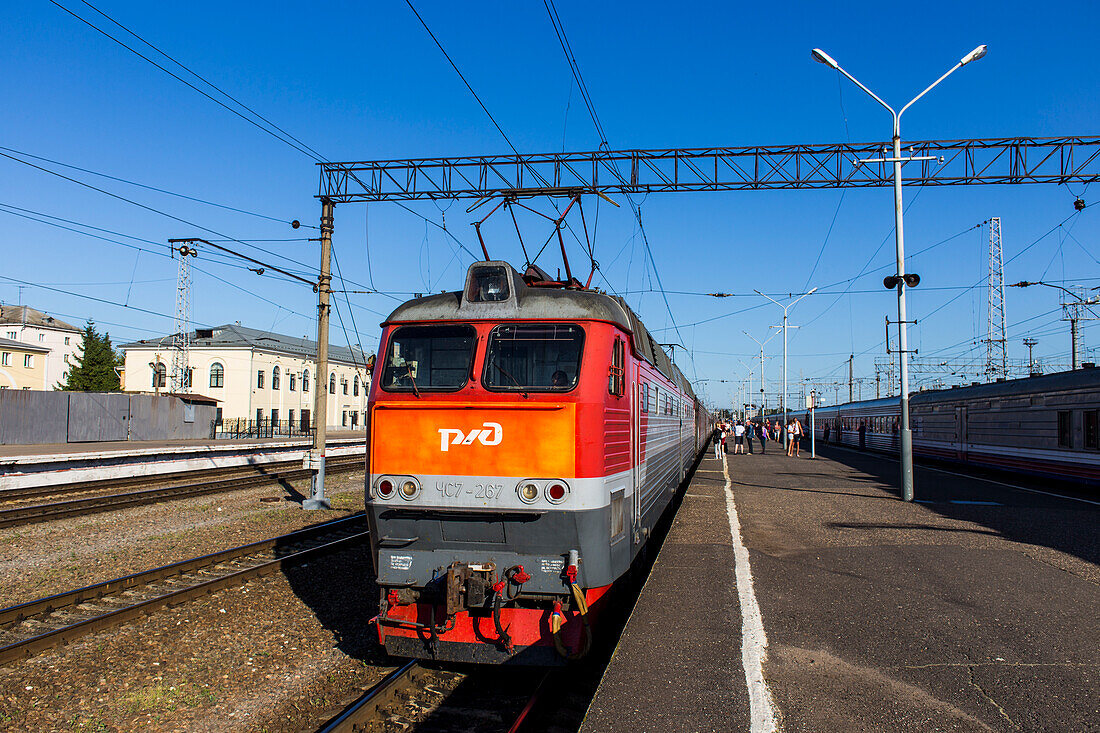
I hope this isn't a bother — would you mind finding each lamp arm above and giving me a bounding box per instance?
[834,65,897,128]
[898,61,964,122]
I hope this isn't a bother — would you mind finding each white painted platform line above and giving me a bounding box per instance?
[722,452,779,733]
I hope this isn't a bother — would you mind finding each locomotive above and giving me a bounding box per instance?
[363,261,713,664]
[810,367,1100,485]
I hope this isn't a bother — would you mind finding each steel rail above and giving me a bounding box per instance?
[0,514,370,665]
[315,660,422,732]
[0,457,363,529]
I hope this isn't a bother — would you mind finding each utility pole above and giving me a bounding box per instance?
[848,354,854,403]
[1009,281,1100,372]
[1023,338,1039,376]
[305,199,335,511]
[757,287,817,450]
[744,329,778,420]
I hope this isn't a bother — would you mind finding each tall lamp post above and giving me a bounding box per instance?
[756,287,817,450]
[811,44,987,502]
[744,329,778,418]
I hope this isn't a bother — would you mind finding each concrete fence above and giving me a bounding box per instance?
[0,391,217,445]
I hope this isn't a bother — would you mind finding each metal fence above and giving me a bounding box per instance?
[214,418,315,440]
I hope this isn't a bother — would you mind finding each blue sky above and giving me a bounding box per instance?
[1,0,1098,408]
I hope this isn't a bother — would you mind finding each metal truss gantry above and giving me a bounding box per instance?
[319,136,1100,202]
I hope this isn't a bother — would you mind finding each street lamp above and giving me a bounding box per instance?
[812,44,987,502]
[755,287,817,449]
[744,329,778,418]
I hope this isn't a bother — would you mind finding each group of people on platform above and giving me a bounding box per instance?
[713,416,806,459]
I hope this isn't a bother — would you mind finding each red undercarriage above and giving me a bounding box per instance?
[377,585,613,659]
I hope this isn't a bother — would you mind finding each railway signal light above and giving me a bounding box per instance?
[884,273,920,289]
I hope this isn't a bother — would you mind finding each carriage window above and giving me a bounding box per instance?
[1058,411,1072,448]
[381,324,476,392]
[1086,410,1098,449]
[609,338,625,396]
[483,324,584,391]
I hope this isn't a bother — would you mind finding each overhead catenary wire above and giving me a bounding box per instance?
[48,0,323,162]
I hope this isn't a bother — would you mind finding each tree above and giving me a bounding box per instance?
[60,320,122,391]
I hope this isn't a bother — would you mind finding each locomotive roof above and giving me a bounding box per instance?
[815,367,1100,413]
[383,261,696,400]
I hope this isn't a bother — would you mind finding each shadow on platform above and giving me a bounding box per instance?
[817,445,1099,567]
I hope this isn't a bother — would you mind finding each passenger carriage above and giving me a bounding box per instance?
[811,369,1100,485]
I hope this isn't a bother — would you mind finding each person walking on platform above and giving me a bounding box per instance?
[757,420,767,454]
[745,420,755,454]
[713,425,723,459]
[792,417,804,457]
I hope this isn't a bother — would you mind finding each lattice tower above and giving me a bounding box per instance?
[985,217,1007,380]
[171,245,194,393]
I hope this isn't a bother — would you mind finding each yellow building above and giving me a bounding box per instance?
[121,324,371,429]
[0,337,50,391]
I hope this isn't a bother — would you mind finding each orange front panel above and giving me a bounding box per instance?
[371,402,577,478]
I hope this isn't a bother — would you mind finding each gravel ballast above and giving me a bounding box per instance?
[0,469,401,732]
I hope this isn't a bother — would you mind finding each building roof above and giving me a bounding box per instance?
[0,305,80,333]
[120,323,372,368]
[0,336,51,353]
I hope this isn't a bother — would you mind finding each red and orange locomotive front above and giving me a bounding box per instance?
[366,261,700,664]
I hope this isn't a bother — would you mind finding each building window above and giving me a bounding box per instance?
[271,409,279,423]
[153,363,166,388]
[1085,410,1098,450]
[257,370,265,389]
[23,354,34,368]
[353,374,359,397]
[63,354,69,364]
[183,367,193,389]
[215,407,223,425]
[329,373,336,394]
[303,370,310,392]
[351,410,358,427]
[272,366,281,390]
[6,331,16,340]
[342,410,348,426]
[1,352,8,366]
[289,373,296,391]
[64,337,70,345]
[38,333,45,342]
[342,377,348,395]
[1058,411,1073,448]
[210,362,224,388]
[288,409,295,427]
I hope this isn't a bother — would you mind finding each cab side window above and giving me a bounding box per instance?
[609,338,625,396]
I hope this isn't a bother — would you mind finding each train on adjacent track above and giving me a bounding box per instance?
[362,260,713,664]
[808,368,1100,486]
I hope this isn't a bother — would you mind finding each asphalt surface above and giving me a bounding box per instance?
[584,443,1099,732]
[581,456,750,732]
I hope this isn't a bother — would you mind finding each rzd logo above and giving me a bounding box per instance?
[438,422,502,451]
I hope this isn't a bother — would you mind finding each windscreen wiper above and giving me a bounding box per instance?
[405,363,421,398]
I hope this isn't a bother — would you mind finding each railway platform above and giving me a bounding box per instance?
[0,431,366,491]
[582,444,1099,732]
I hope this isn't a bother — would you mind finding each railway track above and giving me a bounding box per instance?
[0,455,363,529]
[0,514,371,666]
[317,661,552,733]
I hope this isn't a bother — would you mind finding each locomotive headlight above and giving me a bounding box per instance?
[518,482,540,503]
[376,478,394,498]
[546,482,569,504]
[400,480,420,500]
